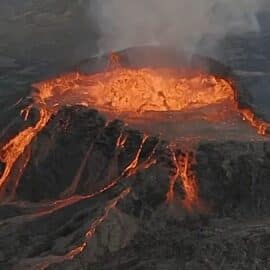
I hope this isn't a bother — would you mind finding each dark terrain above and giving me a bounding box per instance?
[0,1,270,270]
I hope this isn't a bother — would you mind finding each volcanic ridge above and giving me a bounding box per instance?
[0,47,269,270]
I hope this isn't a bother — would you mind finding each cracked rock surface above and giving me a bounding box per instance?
[0,106,269,270]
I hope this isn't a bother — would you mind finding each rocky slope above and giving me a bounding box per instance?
[0,105,269,269]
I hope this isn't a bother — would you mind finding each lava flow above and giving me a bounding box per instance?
[0,108,51,192]
[178,151,201,211]
[0,50,269,270]
[166,145,203,211]
[0,51,269,208]
[30,53,270,139]
[36,188,131,270]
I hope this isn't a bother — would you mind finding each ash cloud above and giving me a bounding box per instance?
[89,0,267,54]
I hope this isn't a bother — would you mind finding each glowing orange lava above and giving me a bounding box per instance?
[241,108,269,135]
[30,56,269,136]
[166,147,203,211]
[36,188,131,270]
[0,53,269,269]
[0,108,51,191]
[179,151,201,211]
[32,69,235,114]
[0,52,268,206]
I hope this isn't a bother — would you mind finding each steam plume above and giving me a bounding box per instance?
[89,0,267,53]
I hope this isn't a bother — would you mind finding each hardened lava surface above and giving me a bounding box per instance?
[0,47,269,270]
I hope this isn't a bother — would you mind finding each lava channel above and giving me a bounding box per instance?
[0,51,269,208]
[30,53,270,142]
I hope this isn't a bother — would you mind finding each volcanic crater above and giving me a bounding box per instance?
[0,46,270,270]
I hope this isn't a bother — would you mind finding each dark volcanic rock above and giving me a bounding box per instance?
[0,105,269,270]
[196,141,270,216]
[0,2,269,268]
[15,106,175,204]
[0,98,40,148]
[16,105,106,201]
[0,45,269,270]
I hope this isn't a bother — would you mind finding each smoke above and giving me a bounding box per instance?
[89,0,267,54]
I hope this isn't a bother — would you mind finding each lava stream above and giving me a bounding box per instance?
[179,151,200,210]
[241,108,270,135]
[0,107,51,191]
[166,145,203,211]
[166,150,180,202]
[30,54,270,137]
[35,188,131,270]
[0,51,269,203]
[12,133,156,221]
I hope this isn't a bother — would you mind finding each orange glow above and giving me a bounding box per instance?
[20,105,33,121]
[0,53,269,269]
[32,69,235,114]
[25,132,157,220]
[30,55,269,136]
[0,108,51,192]
[107,52,121,69]
[166,148,202,211]
[116,132,128,149]
[166,150,180,202]
[179,152,201,211]
[240,108,269,135]
[36,188,131,270]
[122,135,148,177]
[0,52,268,206]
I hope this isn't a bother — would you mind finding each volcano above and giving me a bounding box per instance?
[0,46,269,270]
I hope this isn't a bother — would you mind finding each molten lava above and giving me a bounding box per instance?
[166,147,202,211]
[32,69,235,114]
[0,52,269,269]
[30,56,269,137]
[0,52,269,208]
[36,188,131,270]
[0,108,51,192]
[179,151,201,210]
